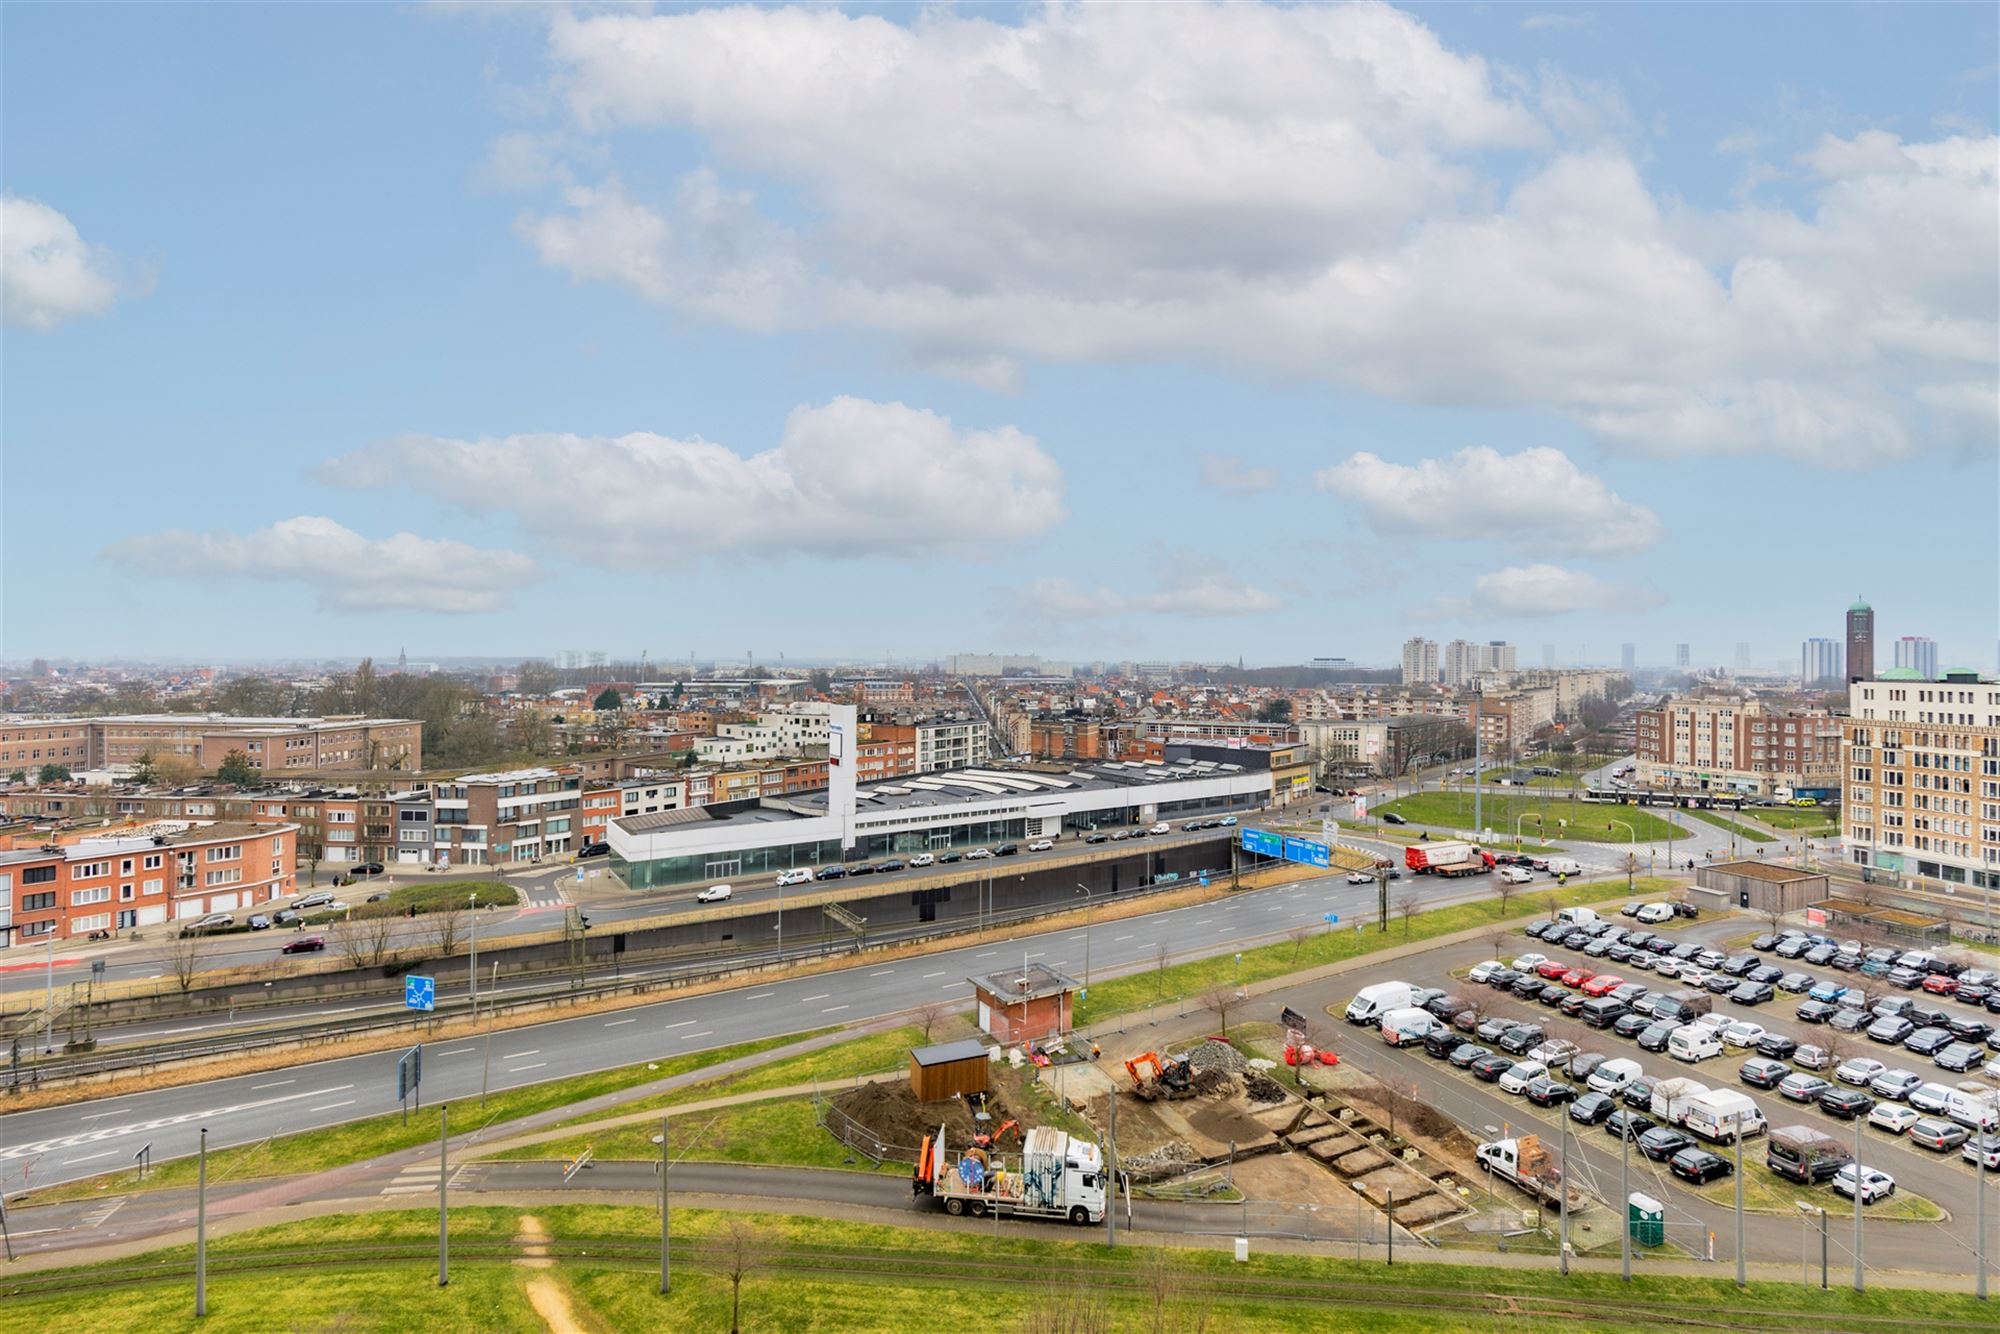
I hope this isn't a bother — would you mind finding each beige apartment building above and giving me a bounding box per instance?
[1635,694,1841,796]
[1843,670,2000,892]
[0,714,421,774]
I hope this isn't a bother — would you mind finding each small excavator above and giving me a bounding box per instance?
[1124,1051,1195,1101]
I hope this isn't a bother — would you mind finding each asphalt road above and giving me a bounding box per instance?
[1,861,1496,1196]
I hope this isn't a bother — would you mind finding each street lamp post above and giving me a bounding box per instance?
[1075,884,1094,999]
[467,891,479,1014]
[1513,812,1541,853]
[1852,1102,1864,1291]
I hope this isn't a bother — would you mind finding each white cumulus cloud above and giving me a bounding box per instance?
[1431,563,1658,619]
[322,397,1064,566]
[105,517,539,614]
[512,4,1995,467]
[1019,550,1281,620]
[1316,446,1662,555]
[2,194,123,330]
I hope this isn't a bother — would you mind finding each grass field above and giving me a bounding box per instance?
[10,1029,828,1207]
[492,1091,906,1173]
[1746,805,1840,833]
[1071,877,1679,1029]
[1373,791,1683,843]
[346,879,518,918]
[1683,808,1778,843]
[1691,1158,1944,1223]
[9,1204,1988,1334]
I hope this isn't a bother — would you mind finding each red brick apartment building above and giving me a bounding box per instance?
[1,820,298,944]
[0,714,421,774]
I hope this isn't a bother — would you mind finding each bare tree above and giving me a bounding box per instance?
[1395,890,1421,938]
[1378,1072,1419,1142]
[1493,871,1518,917]
[1200,982,1237,1034]
[1153,941,1172,1004]
[912,999,952,1042]
[424,905,466,957]
[714,1216,772,1334]
[159,931,208,994]
[1017,1277,1113,1334]
[1288,924,1313,963]
[1543,892,1561,923]
[363,913,399,968]
[333,916,371,969]
[1760,904,1787,938]
[1622,852,1640,895]
[1487,929,1513,966]
[333,914,399,969]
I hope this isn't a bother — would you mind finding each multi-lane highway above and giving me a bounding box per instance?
[2,862,1482,1195]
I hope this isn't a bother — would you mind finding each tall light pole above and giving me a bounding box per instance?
[1075,884,1094,1001]
[1472,686,1484,841]
[44,931,55,1054]
[1619,1117,1631,1282]
[1852,1103,1864,1292]
[467,890,479,1014]
[1733,1114,1746,1289]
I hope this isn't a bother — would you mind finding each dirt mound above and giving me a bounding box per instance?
[1243,1072,1288,1104]
[831,1077,1023,1161]
[1180,1039,1248,1075]
[1121,1141,1202,1182]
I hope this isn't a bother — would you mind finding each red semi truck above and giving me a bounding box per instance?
[1404,842,1495,877]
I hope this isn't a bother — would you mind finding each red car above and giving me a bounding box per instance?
[1920,974,1958,997]
[1561,967,1596,989]
[1536,960,1571,980]
[281,935,327,954]
[1580,975,1626,998]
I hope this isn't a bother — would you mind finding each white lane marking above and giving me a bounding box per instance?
[869,968,895,976]
[1025,952,1045,960]
[975,951,998,958]
[79,1111,123,1121]
[502,1050,540,1059]
[434,1046,475,1056]
[923,971,947,979]
[679,1030,714,1040]
[1193,918,1214,925]
[744,991,774,1000]
[60,1149,120,1166]
[310,1099,356,1113]
[605,1018,638,1027]
[821,1005,849,1013]
[800,993,830,1002]
[508,1062,547,1072]
[1113,934,1134,942]
[665,1020,696,1029]
[941,984,965,991]
[250,1080,297,1090]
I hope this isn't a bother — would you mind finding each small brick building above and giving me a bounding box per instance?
[1696,860,1827,916]
[970,964,1080,1045]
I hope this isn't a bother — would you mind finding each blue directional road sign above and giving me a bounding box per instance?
[404,975,436,1012]
[1323,913,1340,925]
[1240,828,1283,858]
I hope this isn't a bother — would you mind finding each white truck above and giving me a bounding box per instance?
[913,1124,1106,1225]
[1683,1089,1767,1144]
[1474,1135,1586,1211]
[1379,1007,1436,1047]
[1345,981,1417,1026]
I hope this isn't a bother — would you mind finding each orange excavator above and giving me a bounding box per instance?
[973,1119,1020,1150]
[1124,1051,1194,1101]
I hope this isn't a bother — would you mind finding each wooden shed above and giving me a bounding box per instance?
[908,1039,990,1103]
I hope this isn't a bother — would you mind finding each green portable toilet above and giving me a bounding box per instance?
[1628,1191,1665,1247]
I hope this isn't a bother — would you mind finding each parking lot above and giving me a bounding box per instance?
[1278,903,1999,1279]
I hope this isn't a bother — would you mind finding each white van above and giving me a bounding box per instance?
[1345,981,1417,1026]
[696,884,733,903]
[1683,1089,1767,1143]
[1669,1025,1723,1063]
[775,868,814,887]
[1546,858,1583,878]
[1379,1007,1436,1047]
[1944,1088,2000,1131]
[1588,1057,1644,1095]
[1556,906,1602,927]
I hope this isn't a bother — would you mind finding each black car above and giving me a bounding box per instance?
[1512,977,1550,1002]
[1957,983,1993,1006]
[1525,1076,1577,1108]
[1083,833,1109,844]
[1819,1087,1875,1119]
[938,851,963,863]
[1637,1022,1676,1053]
[1498,1025,1544,1055]
[1795,1000,1836,1024]
[576,841,611,859]
[1747,964,1785,985]
[1670,1148,1734,1184]
[1637,1127,1695,1161]
[876,859,906,873]
[1522,921,1555,941]
[1539,987,1569,1009]
[1622,1077,1660,1110]
[816,864,848,880]
[1723,953,1760,977]
[994,843,1020,857]
[1383,812,1409,825]
[1756,1034,1799,1061]
[1675,902,1700,919]
[1828,1008,1870,1033]
[1605,1110,1657,1140]
[1949,1017,1993,1044]
[1449,1043,1492,1069]
[1612,1012,1652,1039]
[1471,1052,1516,1081]
[1570,1092,1617,1125]
[1751,934,1780,952]
[1731,982,1776,1006]
[1424,1029,1467,1059]
[1486,969,1523,991]
[1935,1042,1985,1073]
[1909,1002,1951,1028]
[1904,1027,1954,1057]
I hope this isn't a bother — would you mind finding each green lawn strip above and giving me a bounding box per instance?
[1073,878,1678,1029]
[1691,1158,1945,1223]
[487,1090,906,1173]
[348,878,518,918]
[10,1030,825,1207]
[8,1204,1988,1333]
[1373,791,1683,843]
[1744,805,1837,832]
[1681,807,1778,844]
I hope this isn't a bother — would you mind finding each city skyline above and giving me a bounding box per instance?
[4,3,1995,666]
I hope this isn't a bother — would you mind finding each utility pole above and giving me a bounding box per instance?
[43,932,54,1055]
[1104,1090,1117,1250]
[438,1105,449,1287]
[672,1120,680,1296]
[1076,884,1093,999]
[1978,1108,1989,1302]
[660,1113,671,1294]
[1558,1111,1570,1276]
[1852,1105,1864,1292]
[1619,1119,1631,1281]
[1376,866,1389,933]
[468,890,479,1012]
[195,1127,208,1318]
[1472,685,1483,841]
[1734,1115,1746,1288]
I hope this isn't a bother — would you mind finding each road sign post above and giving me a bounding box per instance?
[397,1043,423,1123]
[404,975,436,1013]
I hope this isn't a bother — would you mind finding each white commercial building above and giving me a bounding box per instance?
[1401,638,1438,686]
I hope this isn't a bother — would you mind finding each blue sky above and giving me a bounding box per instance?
[3,2,1994,671]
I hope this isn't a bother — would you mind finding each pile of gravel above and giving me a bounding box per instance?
[1121,1142,1203,1182]
[1178,1039,1249,1075]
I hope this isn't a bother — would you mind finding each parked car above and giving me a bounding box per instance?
[1604,1110,1656,1141]
[909,853,936,868]
[1793,1044,1833,1070]
[247,914,272,930]
[1637,1023,1675,1053]
[1669,1148,1734,1184]
[1637,1126,1696,1162]
[1470,1052,1516,1081]
[1869,1069,1924,1101]
[816,865,848,880]
[1448,1043,1492,1069]
[1904,1027,1955,1057]
[1832,1164,1897,1204]
[1779,1074,1833,1103]
[1739,1058,1790,1089]
[1908,1118,1970,1152]
[180,913,234,937]
[576,841,611,859]
[966,847,995,860]
[1836,1057,1886,1086]
[1756,1034,1799,1061]
[280,935,327,954]
[1866,1016,1916,1045]
[995,843,1021,856]
[1936,1042,1987,1073]
[1731,981,1776,1006]
[1569,1092,1617,1125]
[1819,1087,1876,1120]
[1027,839,1054,852]
[1962,1135,2000,1171]
[1868,1103,1920,1135]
